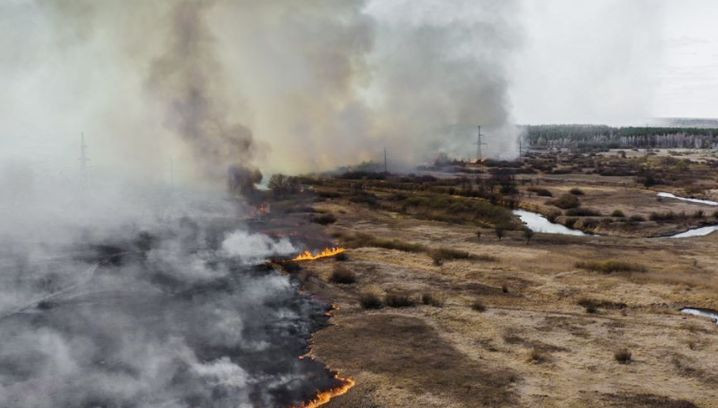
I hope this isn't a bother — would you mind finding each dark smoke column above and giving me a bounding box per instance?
[147,0,259,190]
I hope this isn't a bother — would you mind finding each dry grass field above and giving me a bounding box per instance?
[282,152,718,407]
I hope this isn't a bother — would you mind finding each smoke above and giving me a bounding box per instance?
[0,205,338,407]
[0,0,520,185]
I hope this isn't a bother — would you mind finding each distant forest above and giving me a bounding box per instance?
[524,125,718,149]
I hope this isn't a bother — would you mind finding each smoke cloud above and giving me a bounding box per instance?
[1,0,520,184]
[0,203,337,407]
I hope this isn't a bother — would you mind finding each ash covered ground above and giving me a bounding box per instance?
[0,198,339,408]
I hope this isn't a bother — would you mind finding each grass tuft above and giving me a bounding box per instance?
[614,349,632,364]
[359,292,383,309]
[471,300,487,312]
[576,260,646,274]
[421,292,445,307]
[385,293,416,308]
[329,266,356,284]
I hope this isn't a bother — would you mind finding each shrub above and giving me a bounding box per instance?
[495,226,505,240]
[546,210,561,223]
[578,298,627,312]
[566,208,601,217]
[527,187,553,197]
[576,260,646,274]
[578,298,599,313]
[476,230,482,241]
[628,214,646,222]
[611,209,625,218]
[329,266,356,284]
[359,292,383,309]
[429,247,473,265]
[421,292,445,307]
[385,293,416,308]
[549,193,580,209]
[471,300,487,312]
[528,348,548,364]
[614,349,632,364]
[693,210,705,219]
[342,233,426,253]
[713,210,718,219]
[317,190,341,199]
[311,213,337,225]
[501,284,509,293]
[569,187,585,196]
[334,252,348,262]
[523,228,534,243]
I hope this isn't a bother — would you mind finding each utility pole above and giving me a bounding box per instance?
[80,132,89,186]
[383,147,388,173]
[476,126,487,162]
[169,157,175,187]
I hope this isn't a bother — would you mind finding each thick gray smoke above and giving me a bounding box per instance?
[3,0,520,182]
[0,199,339,408]
[146,1,258,182]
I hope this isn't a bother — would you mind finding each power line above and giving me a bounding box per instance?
[80,132,89,185]
[383,147,388,173]
[476,125,487,161]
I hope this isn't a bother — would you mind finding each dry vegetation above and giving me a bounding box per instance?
[268,148,718,407]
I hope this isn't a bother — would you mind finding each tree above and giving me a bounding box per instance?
[495,226,505,240]
[523,227,534,244]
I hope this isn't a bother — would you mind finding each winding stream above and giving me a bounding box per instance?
[513,210,586,236]
[681,307,718,325]
[658,192,718,206]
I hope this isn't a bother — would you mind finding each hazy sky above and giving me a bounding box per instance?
[511,0,718,124]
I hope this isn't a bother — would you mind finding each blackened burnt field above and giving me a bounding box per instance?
[0,210,341,408]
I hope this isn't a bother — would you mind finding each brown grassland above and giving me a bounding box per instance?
[278,149,718,407]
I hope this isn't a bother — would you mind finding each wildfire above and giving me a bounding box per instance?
[292,247,345,262]
[296,374,356,408]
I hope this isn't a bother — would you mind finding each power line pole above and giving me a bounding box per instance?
[80,132,89,186]
[383,147,388,173]
[476,125,487,162]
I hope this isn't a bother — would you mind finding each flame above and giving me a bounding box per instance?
[295,373,356,408]
[292,247,345,262]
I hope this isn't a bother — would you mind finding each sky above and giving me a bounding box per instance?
[511,0,718,124]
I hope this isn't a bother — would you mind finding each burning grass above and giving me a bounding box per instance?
[293,247,346,262]
[576,260,647,274]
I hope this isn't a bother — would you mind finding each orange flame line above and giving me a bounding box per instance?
[292,247,345,262]
[294,374,356,408]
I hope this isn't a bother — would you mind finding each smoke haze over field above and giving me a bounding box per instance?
[0,0,521,182]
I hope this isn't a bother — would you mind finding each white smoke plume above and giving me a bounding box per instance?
[1,0,520,185]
